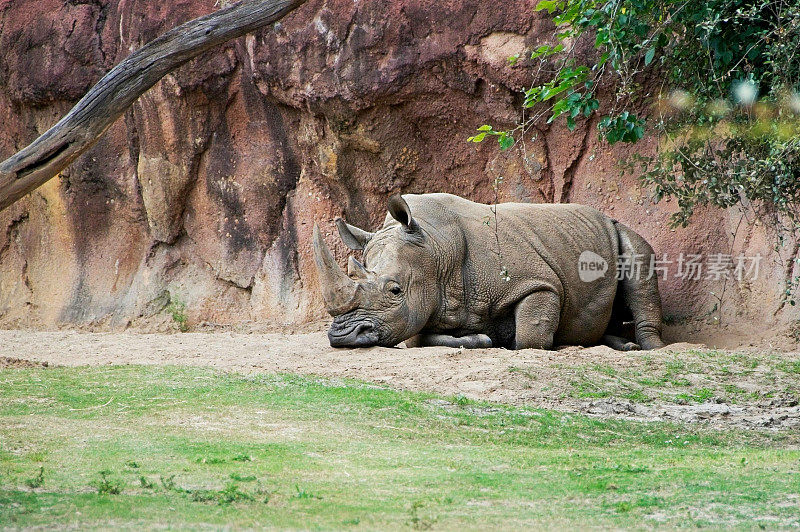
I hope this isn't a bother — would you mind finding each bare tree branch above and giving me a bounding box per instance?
[0,0,307,212]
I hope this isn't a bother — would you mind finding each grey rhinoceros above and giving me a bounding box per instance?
[313,193,666,351]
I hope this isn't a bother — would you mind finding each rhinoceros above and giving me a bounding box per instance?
[312,193,666,351]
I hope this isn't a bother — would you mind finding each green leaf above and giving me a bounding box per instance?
[644,46,656,66]
[530,45,551,60]
[468,132,487,143]
[477,125,493,132]
[583,98,599,116]
[499,134,515,150]
[530,43,565,60]
[535,0,561,14]
[524,87,542,99]
[551,104,565,118]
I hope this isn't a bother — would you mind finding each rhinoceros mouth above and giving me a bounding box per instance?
[328,320,380,348]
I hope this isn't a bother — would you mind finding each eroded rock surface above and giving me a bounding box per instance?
[0,0,793,332]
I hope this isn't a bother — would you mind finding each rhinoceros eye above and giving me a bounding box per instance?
[387,282,403,296]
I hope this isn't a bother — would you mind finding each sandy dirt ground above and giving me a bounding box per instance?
[1,329,799,431]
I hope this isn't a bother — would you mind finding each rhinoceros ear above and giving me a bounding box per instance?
[388,194,419,232]
[335,218,374,250]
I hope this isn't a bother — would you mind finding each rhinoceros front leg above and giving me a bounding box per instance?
[513,291,561,350]
[405,333,492,349]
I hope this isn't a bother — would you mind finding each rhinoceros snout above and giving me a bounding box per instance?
[328,319,379,348]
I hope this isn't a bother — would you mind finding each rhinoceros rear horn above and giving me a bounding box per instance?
[347,256,369,279]
[388,194,418,232]
[335,218,374,250]
[312,223,361,316]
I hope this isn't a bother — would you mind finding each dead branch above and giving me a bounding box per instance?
[0,0,306,212]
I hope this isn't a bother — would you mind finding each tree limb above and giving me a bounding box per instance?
[0,0,307,212]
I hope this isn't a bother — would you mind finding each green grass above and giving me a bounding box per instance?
[0,366,799,529]
[556,348,800,405]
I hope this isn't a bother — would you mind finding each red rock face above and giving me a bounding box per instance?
[0,0,793,333]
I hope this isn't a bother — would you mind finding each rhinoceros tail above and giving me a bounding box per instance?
[612,221,666,350]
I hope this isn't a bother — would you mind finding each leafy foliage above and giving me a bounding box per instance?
[470,0,800,303]
[166,294,189,332]
[599,112,645,143]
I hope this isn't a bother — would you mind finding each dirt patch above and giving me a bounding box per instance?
[0,356,49,369]
[581,398,800,430]
[0,329,798,430]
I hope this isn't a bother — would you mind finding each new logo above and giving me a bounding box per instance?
[578,250,608,282]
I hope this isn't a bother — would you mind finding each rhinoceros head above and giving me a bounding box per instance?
[313,195,439,347]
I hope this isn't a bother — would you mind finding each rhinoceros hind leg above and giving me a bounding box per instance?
[407,333,492,349]
[614,222,666,350]
[602,334,640,351]
[513,290,561,350]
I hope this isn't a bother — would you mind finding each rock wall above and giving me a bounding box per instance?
[0,0,795,336]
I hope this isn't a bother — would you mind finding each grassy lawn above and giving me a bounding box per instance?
[515,348,800,405]
[0,366,799,529]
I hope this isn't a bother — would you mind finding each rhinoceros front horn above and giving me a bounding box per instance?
[312,223,360,316]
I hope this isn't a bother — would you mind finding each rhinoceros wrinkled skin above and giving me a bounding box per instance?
[313,193,666,351]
